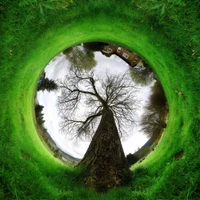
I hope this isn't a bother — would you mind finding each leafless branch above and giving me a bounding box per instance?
[56,68,139,138]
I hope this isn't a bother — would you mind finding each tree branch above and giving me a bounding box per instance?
[57,68,139,138]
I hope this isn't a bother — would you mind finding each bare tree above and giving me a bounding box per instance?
[56,68,138,192]
[57,68,137,139]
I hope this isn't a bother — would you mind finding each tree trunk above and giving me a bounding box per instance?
[77,108,132,192]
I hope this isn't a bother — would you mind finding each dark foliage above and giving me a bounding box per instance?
[37,78,58,92]
[140,81,168,139]
[63,45,97,70]
[126,153,139,166]
[83,42,105,51]
[129,62,154,86]
[35,104,45,128]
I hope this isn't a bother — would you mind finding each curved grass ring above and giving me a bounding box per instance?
[1,2,199,199]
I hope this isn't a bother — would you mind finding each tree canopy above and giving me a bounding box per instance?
[57,68,138,139]
[140,81,168,139]
[63,45,97,71]
[129,61,154,86]
[37,77,58,92]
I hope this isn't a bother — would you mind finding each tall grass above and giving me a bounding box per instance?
[1,0,200,199]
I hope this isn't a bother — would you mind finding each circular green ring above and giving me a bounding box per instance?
[2,4,198,198]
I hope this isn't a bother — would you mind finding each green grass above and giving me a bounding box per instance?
[1,0,200,199]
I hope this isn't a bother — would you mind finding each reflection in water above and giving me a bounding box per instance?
[35,42,168,165]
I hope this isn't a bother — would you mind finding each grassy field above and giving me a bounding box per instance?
[0,0,200,199]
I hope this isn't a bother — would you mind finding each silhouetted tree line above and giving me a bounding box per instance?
[35,103,59,154]
[35,104,46,130]
[126,81,168,166]
[37,77,58,92]
[140,81,168,139]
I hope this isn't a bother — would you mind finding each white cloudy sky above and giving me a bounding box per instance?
[37,51,152,159]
